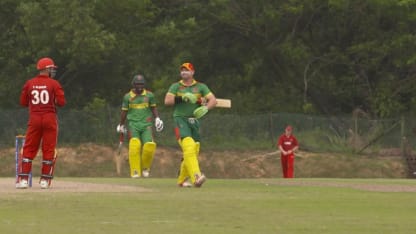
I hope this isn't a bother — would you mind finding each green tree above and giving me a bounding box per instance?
[2,0,416,118]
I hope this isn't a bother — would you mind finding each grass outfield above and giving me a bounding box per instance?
[1,178,415,234]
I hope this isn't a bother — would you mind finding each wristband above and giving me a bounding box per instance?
[174,96,183,104]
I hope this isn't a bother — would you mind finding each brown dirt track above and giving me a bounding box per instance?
[0,178,150,193]
[2,178,416,193]
[0,143,407,183]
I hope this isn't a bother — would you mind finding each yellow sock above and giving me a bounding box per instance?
[142,142,156,170]
[128,138,141,177]
[181,137,200,184]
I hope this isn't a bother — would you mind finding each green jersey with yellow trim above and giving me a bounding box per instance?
[167,79,213,117]
[122,89,156,126]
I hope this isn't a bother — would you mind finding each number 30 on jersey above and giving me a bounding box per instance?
[31,90,50,104]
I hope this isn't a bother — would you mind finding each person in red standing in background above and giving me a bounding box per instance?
[17,57,66,189]
[277,125,299,178]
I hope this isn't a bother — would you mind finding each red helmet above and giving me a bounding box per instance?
[36,57,58,70]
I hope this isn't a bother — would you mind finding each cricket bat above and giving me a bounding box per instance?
[215,98,231,108]
[114,132,124,175]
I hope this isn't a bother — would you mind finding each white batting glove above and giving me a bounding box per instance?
[116,124,126,133]
[155,117,164,132]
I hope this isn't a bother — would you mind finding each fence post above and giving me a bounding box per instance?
[269,112,275,148]
[401,115,405,154]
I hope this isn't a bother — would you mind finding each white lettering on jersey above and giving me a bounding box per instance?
[33,85,47,89]
[31,89,50,104]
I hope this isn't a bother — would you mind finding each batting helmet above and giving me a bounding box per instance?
[180,62,194,72]
[131,74,146,85]
[37,57,57,70]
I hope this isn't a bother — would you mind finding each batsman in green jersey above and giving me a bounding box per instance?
[164,62,217,187]
[117,74,164,178]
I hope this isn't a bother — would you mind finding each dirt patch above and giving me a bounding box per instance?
[0,143,410,178]
[3,178,414,193]
[0,178,150,193]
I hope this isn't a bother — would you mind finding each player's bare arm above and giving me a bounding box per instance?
[164,93,175,106]
[151,107,160,119]
[119,110,127,126]
[204,94,217,110]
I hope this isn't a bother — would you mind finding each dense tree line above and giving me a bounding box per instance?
[1,0,416,117]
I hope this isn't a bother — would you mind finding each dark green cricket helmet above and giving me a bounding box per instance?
[131,74,146,85]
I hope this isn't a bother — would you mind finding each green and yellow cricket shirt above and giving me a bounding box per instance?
[122,89,156,129]
[167,79,213,117]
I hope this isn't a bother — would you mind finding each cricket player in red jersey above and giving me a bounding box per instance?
[17,57,66,189]
[277,125,299,178]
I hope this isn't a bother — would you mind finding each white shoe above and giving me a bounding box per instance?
[40,179,50,189]
[194,174,206,188]
[142,169,150,178]
[131,170,140,178]
[178,181,192,188]
[16,179,28,189]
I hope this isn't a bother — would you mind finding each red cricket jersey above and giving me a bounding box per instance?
[277,134,299,151]
[20,74,66,113]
